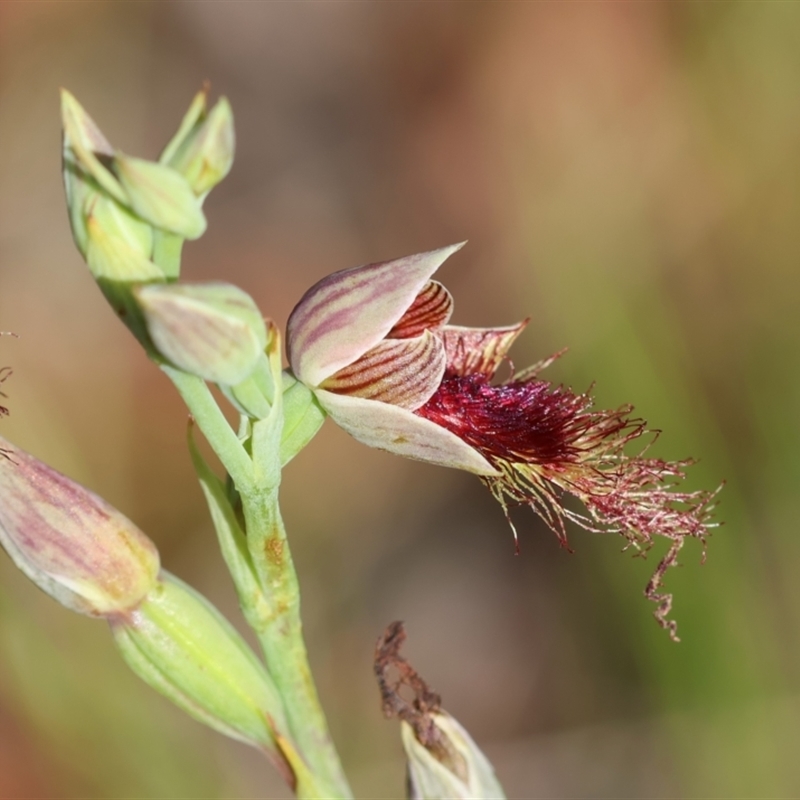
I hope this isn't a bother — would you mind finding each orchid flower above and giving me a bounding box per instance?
[287,244,718,637]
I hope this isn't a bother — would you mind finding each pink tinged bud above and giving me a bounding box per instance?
[135,282,268,386]
[0,436,160,617]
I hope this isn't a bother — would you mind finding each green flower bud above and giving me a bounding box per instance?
[402,713,506,800]
[112,154,207,240]
[61,89,167,290]
[135,282,268,386]
[0,435,160,617]
[61,89,129,258]
[85,195,163,283]
[111,573,288,756]
[61,89,128,210]
[160,89,235,197]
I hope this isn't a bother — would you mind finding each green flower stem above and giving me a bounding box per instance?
[161,365,253,489]
[245,387,351,797]
[151,229,184,278]
[173,365,350,797]
[240,486,351,799]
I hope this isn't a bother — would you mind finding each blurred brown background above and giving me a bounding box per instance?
[1,2,799,797]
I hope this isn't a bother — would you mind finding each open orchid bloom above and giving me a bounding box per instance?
[287,244,719,637]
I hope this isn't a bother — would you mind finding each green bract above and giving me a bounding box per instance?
[111,573,289,754]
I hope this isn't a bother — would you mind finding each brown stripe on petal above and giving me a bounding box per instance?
[387,281,453,338]
[441,321,528,378]
[287,245,463,386]
[320,331,445,410]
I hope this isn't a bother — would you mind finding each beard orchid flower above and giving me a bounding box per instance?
[287,244,718,638]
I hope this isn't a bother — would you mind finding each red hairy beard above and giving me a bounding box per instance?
[416,373,636,466]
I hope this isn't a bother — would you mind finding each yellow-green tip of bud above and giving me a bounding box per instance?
[0,436,160,617]
[136,282,268,386]
[160,90,235,197]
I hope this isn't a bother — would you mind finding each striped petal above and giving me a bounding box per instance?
[387,281,453,338]
[314,390,499,476]
[287,243,464,387]
[320,331,445,410]
[442,321,529,378]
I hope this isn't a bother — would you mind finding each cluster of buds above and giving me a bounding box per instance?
[61,89,275,399]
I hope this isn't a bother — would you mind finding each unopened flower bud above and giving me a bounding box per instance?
[61,89,131,259]
[0,435,159,617]
[84,195,164,283]
[160,89,235,197]
[111,572,288,756]
[135,282,267,386]
[112,154,207,240]
[402,713,505,800]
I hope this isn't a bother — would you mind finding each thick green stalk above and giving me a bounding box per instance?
[240,486,351,798]
[242,395,351,797]
[170,365,351,797]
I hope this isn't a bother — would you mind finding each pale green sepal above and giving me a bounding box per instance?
[0,434,159,618]
[111,572,288,753]
[112,153,207,239]
[61,89,128,206]
[403,713,506,800]
[62,152,95,256]
[136,282,267,386]
[280,374,325,466]
[222,377,271,420]
[163,95,235,197]
[314,389,498,476]
[84,199,165,345]
[85,197,162,283]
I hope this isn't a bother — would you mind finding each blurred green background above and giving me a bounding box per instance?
[1,2,798,797]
